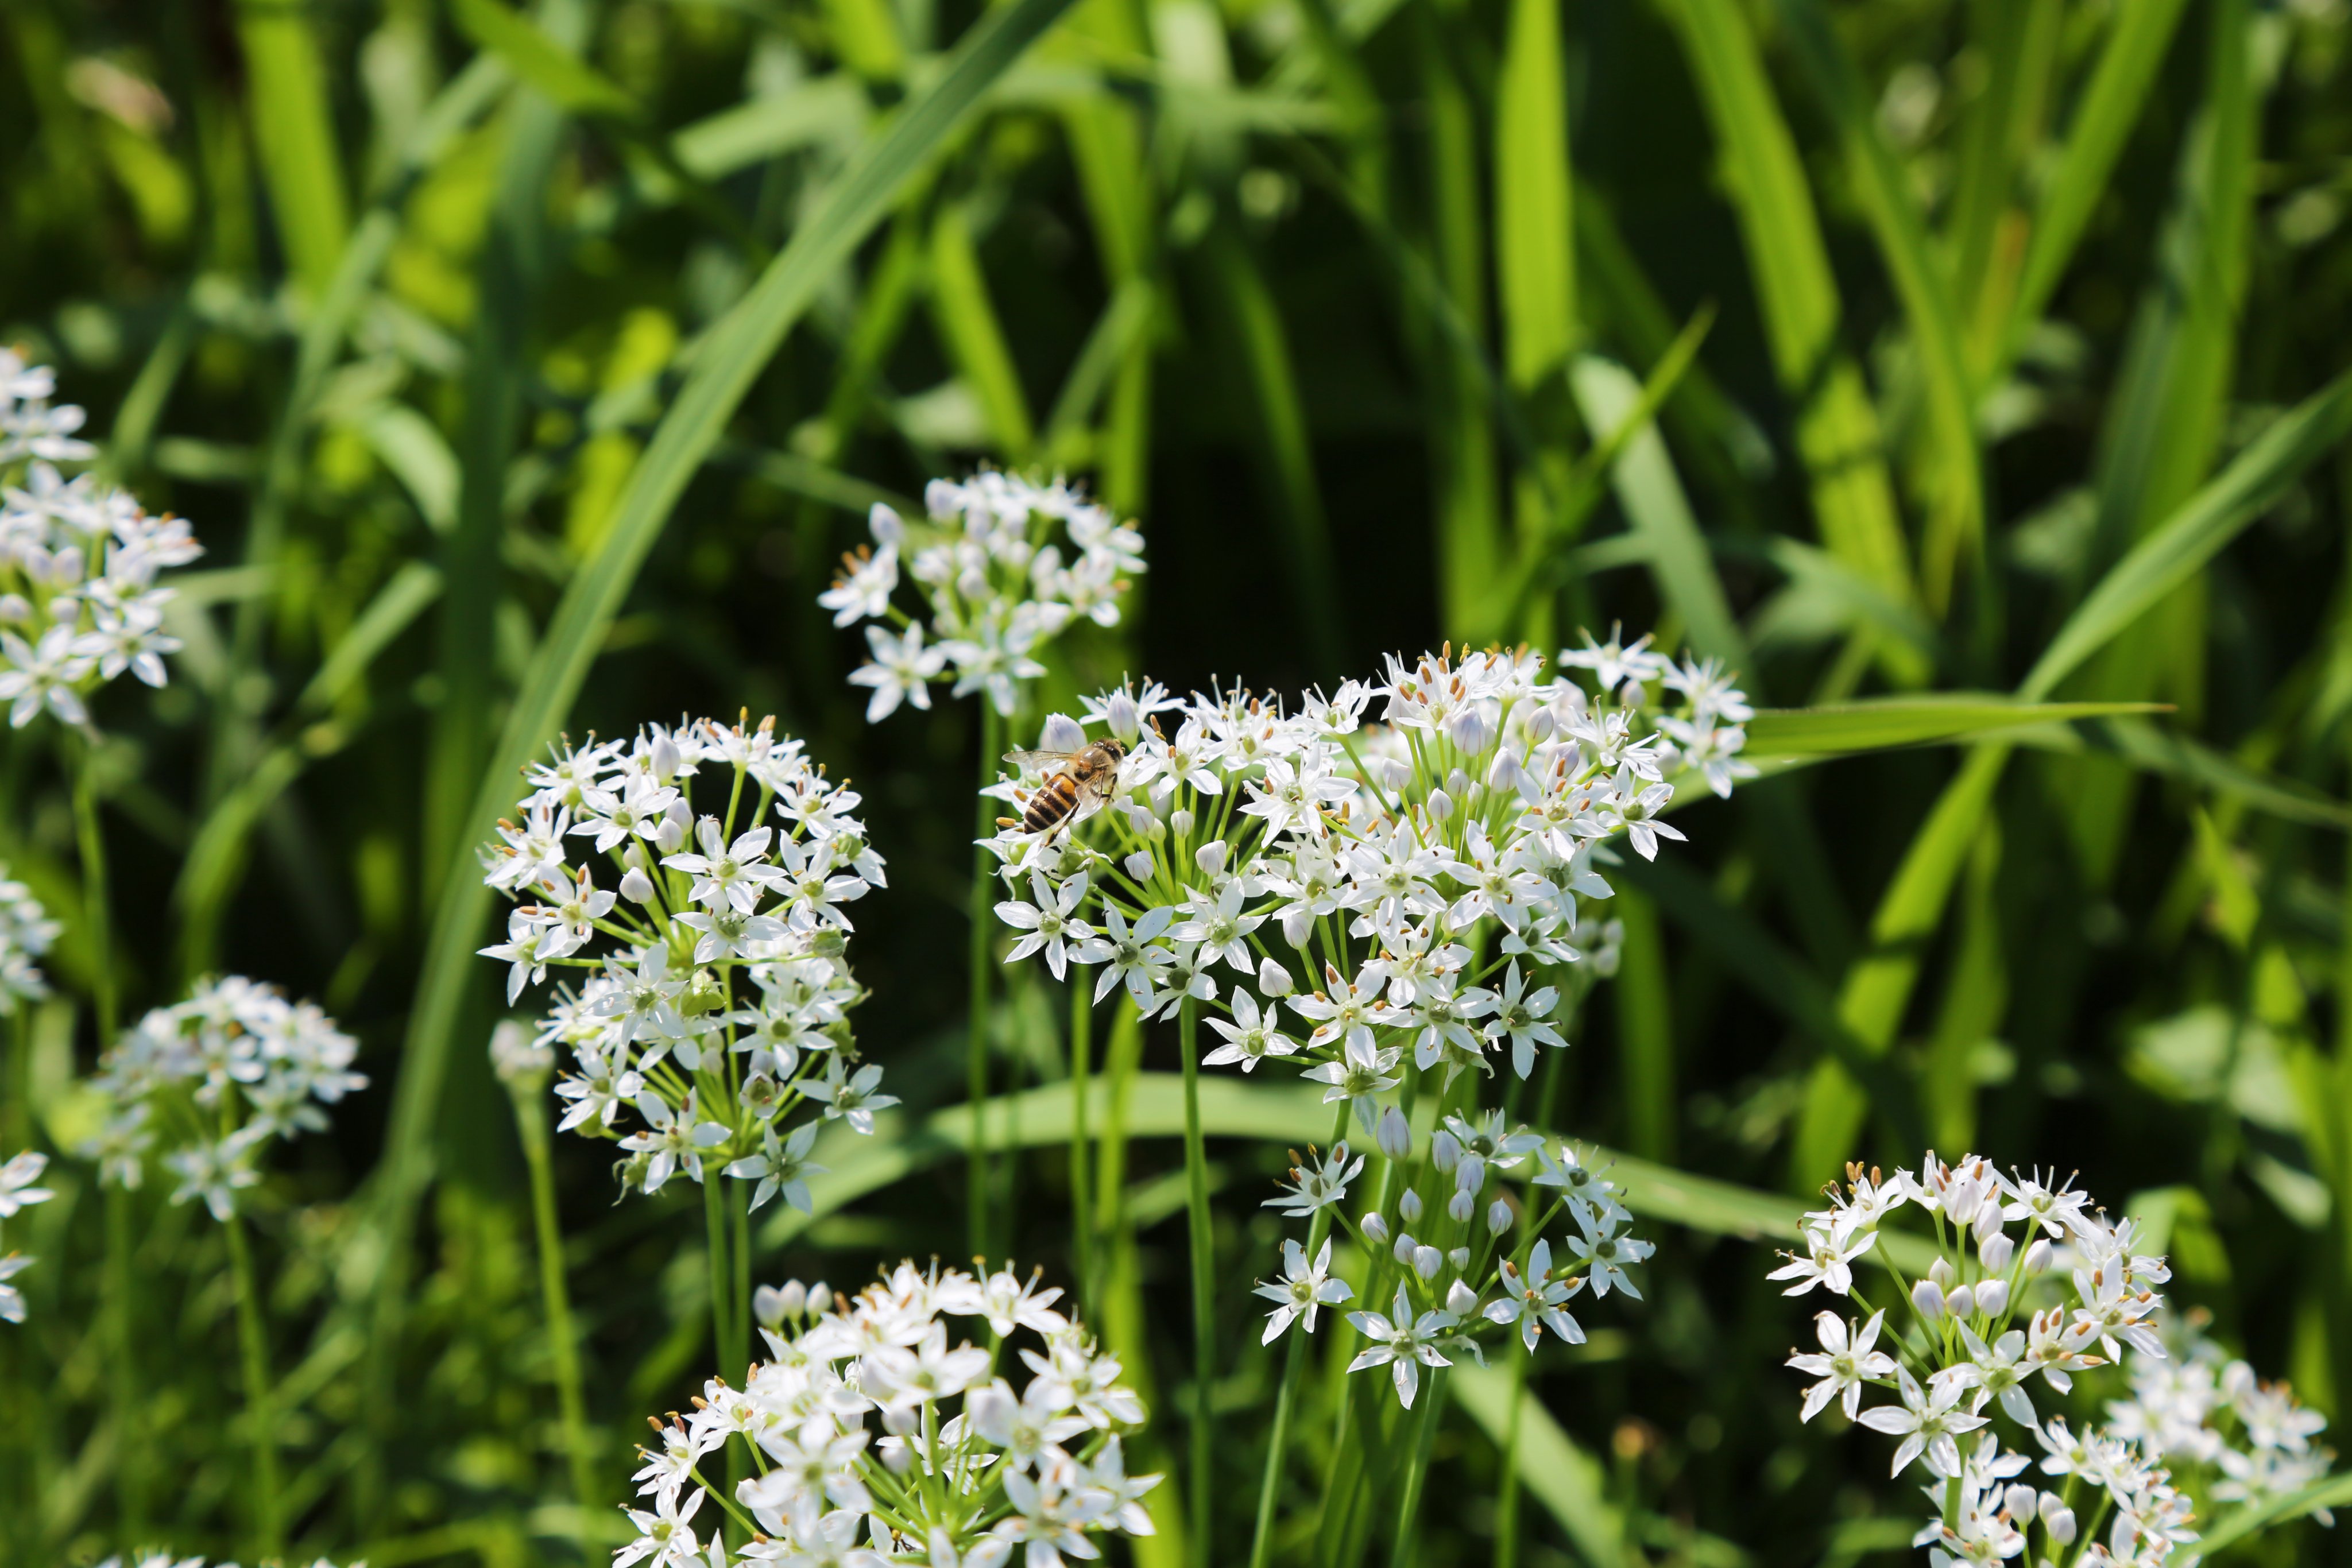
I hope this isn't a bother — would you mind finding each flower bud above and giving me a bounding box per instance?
[1945,1285,1976,1321]
[1449,1246,1471,1271]
[1975,1279,2011,1318]
[1039,712,1088,754]
[1124,851,1154,881]
[1525,707,1556,742]
[1394,1232,1418,1264]
[1376,1105,1411,1160]
[2005,1485,2038,1524]
[1170,808,1194,839]
[1446,768,1473,798]
[1400,1190,1423,1224]
[882,1402,920,1437]
[882,1438,915,1474]
[1928,1257,1956,1291]
[621,865,655,904]
[1259,956,1294,998]
[2043,1504,2076,1545]
[807,1282,833,1315]
[1456,1153,1487,1194]
[1974,1203,2003,1244]
[869,500,906,546]
[1432,1132,1462,1173]
[1377,756,1412,792]
[1145,818,1166,843]
[651,731,681,783]
[1445,1279,1479,1316]
[1487,746,1524,793]
[1487,1198,1513,1234]
[1361,1212,1390,1245]
[1426,788,1453,823]
[1413,1245,1442,1280]
[1445,706,1490,756]
[1196,839,1229,877]
[489,1019,552,1089]
[1979,1233,2015,1273]
[2024,1239,2053,1276]
[1910,1278,1947,1321]
[1104,690,1140,744]
[1448,1190,1475,1224]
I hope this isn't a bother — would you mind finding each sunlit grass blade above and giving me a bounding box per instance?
[1653,0,1922,656]
[361,0,1088,1476]
[1774,0,1982,615]
[2002,0,2194,372]
[236,0,350,296]
[2012,715,2352,831]
[1744,697,2164,757]
[930,199,1038,460]
[2022,366,2352,701]
[1494,0,1572,393]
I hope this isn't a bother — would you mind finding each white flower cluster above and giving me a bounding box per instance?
[477,714,892,1205]
[80,977,367,1221]
[0,861,59,1016]
[821,472,1146,721]
[619,1261,1158,1568]
[1771,1156,2219,1568]
[1255,1116,1651,1409]
[0,354,202,730]
[0,1149,54,1323]
[2106,1315,2335,1515]
[985,634,1748,1115]
[94,1557,356,1568]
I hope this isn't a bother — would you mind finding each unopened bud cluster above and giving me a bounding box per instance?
[477,714,892,1206]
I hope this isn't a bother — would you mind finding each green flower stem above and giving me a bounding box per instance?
[1177,996,1215,1568]
[510,1083,599,1552]
[1069,979,1093,1299]
[222,1207,283,1559]
[1248,1102,1353,1568]
[1491,1335,1532,1568]
[732,1181,753,1374]
[703,1174,742,1526]
[106,1184,148,1542]
[1389,1364,1447,1568]
[67,738,116,1044]
[969,703,1004,1260]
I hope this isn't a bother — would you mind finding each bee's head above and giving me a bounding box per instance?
[1102,737,1127,762]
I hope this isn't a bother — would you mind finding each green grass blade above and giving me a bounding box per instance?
[1569,353,1743,663]
[1653,0,1921,643]
[1774,0,1983,613]
[1450,1365,1623,1568]
[1042,276,1156,464]
[2003,0,2193,369]
[448,0,636,117]
[237,0,350,295]
[2021,368,2352,701]
[2194,1474,2352,1557]
[1745,697,2165,757]
[364,0,1086,1422]
[1494,0,1573,392]
[929,200,1038,460]
[1205,226,1342,669]
[2005,716,2352,830]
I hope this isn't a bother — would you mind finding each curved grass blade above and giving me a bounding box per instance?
[2022,367,2352,701]
[1746,697,2165,757]
[363,0,1088,1420]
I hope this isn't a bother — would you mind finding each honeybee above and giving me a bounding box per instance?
[1000,738,1127,839]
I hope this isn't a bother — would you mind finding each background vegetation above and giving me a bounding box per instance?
[5,0,2352,1563]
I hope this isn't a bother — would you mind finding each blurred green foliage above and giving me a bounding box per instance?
[5,0,2352,1564]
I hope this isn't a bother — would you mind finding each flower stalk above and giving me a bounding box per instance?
[222,1206,282,1559]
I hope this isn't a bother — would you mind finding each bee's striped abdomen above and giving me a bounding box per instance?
[1023,775,1081,834]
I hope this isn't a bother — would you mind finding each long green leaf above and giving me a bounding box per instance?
[2022,368,2352,701]
[929,200,1037,459]
[2003,0,2193,368]
[1653,0,1920,639]
[2007,715,2352,831]
[1774,0,1983,612]
[1745,698,2165,757]
[2194,1473,2352,1555]
[1449,1365,1622,1568]
[238,1,351,295]
[1494,0,1573,392]
[365,0,1086,1403]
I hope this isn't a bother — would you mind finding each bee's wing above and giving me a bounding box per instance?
[1065,780,1115,827]
[1003,749,1076,772]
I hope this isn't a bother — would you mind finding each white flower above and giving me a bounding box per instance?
[1786,1310,1897,1422]
[1202,990,1299,1073]
[848,621,946,721]
[616,1484,706,1568]
[1254,1237,1353,1342]
[0,1151,53,1219]
[1769,1223,1878,1296]
[1346,1285,1458,1408]
[819,539,899,626]
[1264,1143,1363,1218]
[997,872,1093,981]
[1858,1365,1990,1478]
[1481,1238,1587,1350]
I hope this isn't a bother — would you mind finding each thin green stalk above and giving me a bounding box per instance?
[1069,979,1093,1298]
[1492,1337,1532,1568]
[1249,1103,1353,1568]
[223,1208,283,1559]
[106,1184,148,1542]
[512,1085,599,1552]
[68,738,117,1044]
[969,704,1004,1260]
[1390,1366,1446,1567]
[703,1174,742,1526]
[1178,997,1214,1568]
[732,1182,753,1376]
